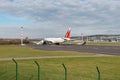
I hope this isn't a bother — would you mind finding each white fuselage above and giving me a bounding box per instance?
[44,38,65,43]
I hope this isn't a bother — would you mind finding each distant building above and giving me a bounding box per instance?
[87,35,120,42]
[71,34,120,42]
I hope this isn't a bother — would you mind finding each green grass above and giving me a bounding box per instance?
[0,45,94,58]
[0,45,120,80]
[64,41,120,46]
[0,57,120,80]
[86,42,120,46]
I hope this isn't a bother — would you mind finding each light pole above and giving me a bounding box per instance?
[81,33,83,41]
[20,27,24,46]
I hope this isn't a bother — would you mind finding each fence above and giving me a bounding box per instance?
[12,58,101,80]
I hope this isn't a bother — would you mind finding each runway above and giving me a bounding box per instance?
[28,44,120,56]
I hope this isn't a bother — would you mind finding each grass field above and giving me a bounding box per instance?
[64,41,120,46]
[0,45,94,58]
[0,45,120,80]
[86,42,120,46]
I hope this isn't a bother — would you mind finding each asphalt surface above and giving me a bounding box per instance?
[28,44,120,56]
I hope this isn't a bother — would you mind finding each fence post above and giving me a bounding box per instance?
[62,63,67,80]
[12,58,18,80]
[34,61,40,80]
[96,66,100,80]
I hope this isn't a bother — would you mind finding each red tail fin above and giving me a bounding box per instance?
[65,28,71,38]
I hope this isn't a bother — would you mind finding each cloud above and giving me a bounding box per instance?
[0,0,120,38]
[0,0,119,22]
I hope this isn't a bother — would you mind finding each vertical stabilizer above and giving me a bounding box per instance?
[65,28,71,38]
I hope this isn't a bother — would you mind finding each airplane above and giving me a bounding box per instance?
[36,28,71,45]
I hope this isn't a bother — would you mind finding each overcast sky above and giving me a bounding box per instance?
[0,0,120,38]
